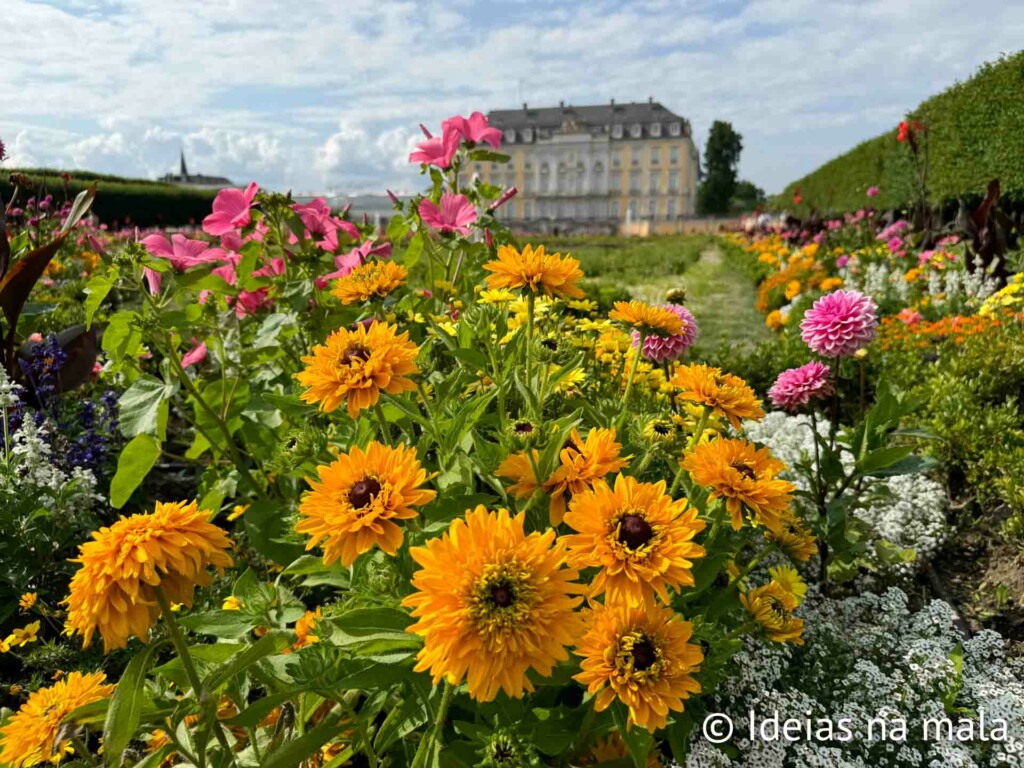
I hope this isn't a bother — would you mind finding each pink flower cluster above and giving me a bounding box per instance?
[409,112,502,169]
[800,289,878,358]
[630,304,699,363]
[769,361,834,412]
[418,192,478,235]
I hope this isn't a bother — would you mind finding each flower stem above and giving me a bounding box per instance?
[411,682,454,768]
[155,587,235,765]
[616,333,645,432]
[374,401,393,443]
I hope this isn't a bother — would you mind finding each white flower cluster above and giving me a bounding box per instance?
[688,588,1024,768]
[743,412,948,572]
[1,373,99,514]
[838,256,1000,312]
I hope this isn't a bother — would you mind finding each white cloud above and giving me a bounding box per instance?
[2,0,1023,194]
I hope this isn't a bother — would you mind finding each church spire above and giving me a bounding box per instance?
[179,145,188,178]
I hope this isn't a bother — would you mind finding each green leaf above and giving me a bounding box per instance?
[261,718,346,768]
[102,310,142,364]
[325,607,419,655]
[178,610,257,639]
[110,434,161,508]
[119,376,176,438]
[243,499,305,566]
[84,273,115,330]
[856,446,914,476]
[403,232,424,269]
[102,640,168,767]
[611,702,653,768]
[204,631,290,692]
[61,183,97,234]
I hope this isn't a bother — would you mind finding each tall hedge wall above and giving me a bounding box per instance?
[777,51,1024,213]
[1,169,218,227]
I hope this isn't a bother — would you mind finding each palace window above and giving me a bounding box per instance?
[523,202,532,220]
[668,170,679,191]
[629,169,641,194]
[649,173,659,193]
[612,152,622,168]
[650,122,662,137]
[631,147,640,166]
[523,128,533,142]
[648,198,658,218]
[539,163,550,193]
[670,146,679,165]
[669,122,681,137]
[651,147,660,165]
[610,171,622,191]
[611,200,620,218]
[504,129,516,143]
[630,123,642,138]
[666,198,677,219]
[628,200,638,220]
[612,124,623,139]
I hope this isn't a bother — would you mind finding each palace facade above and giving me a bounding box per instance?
[478,99,699,233]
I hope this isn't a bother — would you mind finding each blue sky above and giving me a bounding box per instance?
[3,0,1023,195]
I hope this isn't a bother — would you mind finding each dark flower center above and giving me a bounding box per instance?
[514,421,534,434]
[541,339,558,351]
[347,477,382,508]
[562,437,580,453]
[731,461,757,480]
[342,344,371,365]
[653,423,671,436]
[618,514,654,550]
[631,638,658,671]
[489,582,515,608]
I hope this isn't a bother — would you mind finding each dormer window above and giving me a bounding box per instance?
[650,123,662,137]
[630,124,642,138]
[522,128,533,142]
[504,129,516,143]
[611,124,623,139]
[669,122,681,137]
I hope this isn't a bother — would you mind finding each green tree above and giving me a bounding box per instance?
[731,179,766,213]
[697,121,743,215]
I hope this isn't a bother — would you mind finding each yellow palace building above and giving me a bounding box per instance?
[478,99,700,234]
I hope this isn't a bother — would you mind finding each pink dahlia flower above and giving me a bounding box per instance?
[630,304,699,363]
[866,186,879,197]
[769,361,834,412]
[418,192,477,235]
[800,289,878,358]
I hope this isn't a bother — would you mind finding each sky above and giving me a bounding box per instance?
[3,0,1023,196]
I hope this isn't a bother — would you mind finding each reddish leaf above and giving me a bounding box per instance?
[0,232,68,327]
[971,178,1000,233]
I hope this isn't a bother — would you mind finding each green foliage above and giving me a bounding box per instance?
[731,179,767,213]
[2,169,217,226]
[698,121,743,215]
[777,51,1024,211]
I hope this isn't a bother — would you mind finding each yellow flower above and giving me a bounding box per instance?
[403,506,583,702]
[784,280,801,300]
[574,602,703,732]
[563,474,706,606]
[765,309,785,331]
[4,622,40,649]
[681,438,794,531]
[495,449,540,499]
[820,277,843,291]
[18,593,36,612]
[0,671,114,768]
[227,504,249,521]
[764,514,817,561]
[609,301,686,337]
[670,363,764,429]
[64,500,233,651]
[566,298,598,313]
[587,732,665,767]
[768,566,807,602]
[222,596,243,611]
[296,320,420,419]
[478,288,517,304]
[545,427,629,525]
[286,607,322,653]
[484,244,585,299]
[801,242,820,258]
[331,260,407,304]
[741,581,805,644]
[297,441,436,567]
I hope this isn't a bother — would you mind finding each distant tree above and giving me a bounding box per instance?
[697,121,743,215]
[731,179,766,213]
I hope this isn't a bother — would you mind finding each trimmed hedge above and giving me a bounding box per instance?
[777,51,1024,213]
[1,168,218,227]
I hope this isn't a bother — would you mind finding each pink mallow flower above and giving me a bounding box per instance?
[836,255,850,268]
[800,289,878,358]
[142,233,218,270]
[182,340,208,368]
[867,186,879,198]
[409,128,460,169]
[202,182,259,236]
[769,361,835,412]
[631,304,700,363]
[418,192,477,235]
[886,236,902,253]
[444,112,502,149]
